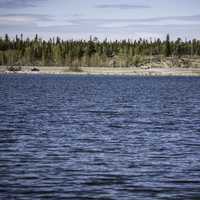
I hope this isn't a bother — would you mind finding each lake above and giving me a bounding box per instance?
[0,74,200,200]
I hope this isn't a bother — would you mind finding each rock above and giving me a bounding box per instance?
[31,67,40,72]
[7,66,22,72]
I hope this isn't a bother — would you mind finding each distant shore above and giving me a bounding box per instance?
[1,66,200,76]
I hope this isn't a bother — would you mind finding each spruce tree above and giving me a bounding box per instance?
[165,34,171,57]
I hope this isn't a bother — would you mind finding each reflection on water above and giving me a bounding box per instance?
[0,74,200,200]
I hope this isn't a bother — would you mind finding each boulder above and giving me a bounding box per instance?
[31,67,40,72]
[7,66,22,72]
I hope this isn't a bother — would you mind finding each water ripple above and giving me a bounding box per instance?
[0,75,200,200]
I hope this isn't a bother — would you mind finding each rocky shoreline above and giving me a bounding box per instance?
[1,66,200,76]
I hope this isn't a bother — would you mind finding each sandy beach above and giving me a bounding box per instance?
[1,66,200,76]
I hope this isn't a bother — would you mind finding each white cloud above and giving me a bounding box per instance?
[0,16,35,25]
[37,21,75,27]
[0,0,46,9]
[96,4,150,9]
[0,14,52,25]
[98,22,133,28]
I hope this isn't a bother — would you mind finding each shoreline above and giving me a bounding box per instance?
[1,66,200,76]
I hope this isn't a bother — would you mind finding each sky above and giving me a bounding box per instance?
[0,0,200,40]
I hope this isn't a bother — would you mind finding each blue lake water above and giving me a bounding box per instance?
[0,74,200,200]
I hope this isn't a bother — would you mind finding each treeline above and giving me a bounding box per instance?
[0,34,200,67]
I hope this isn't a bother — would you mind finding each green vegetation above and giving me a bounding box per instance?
[0,34,200,67]
[165,34,171,57]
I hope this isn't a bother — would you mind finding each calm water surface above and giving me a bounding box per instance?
[0,74,200,200]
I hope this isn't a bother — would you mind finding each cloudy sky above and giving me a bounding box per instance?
[0,0,200,40]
